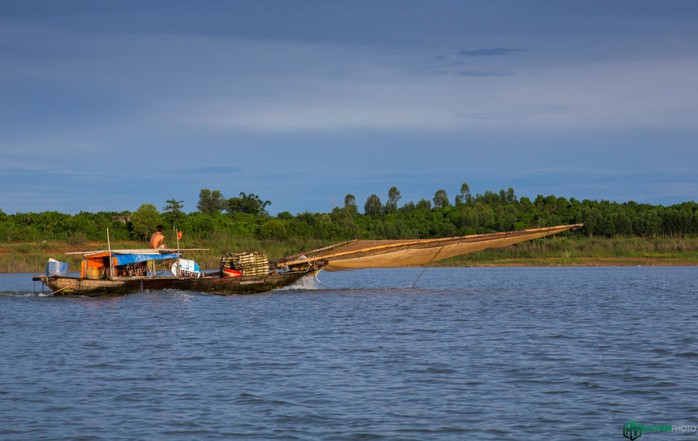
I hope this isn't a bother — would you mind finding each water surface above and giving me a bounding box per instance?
[1,267,697,439]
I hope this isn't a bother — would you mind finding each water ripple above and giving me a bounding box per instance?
[1,267,697,439]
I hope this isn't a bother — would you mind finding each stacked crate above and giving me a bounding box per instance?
[219,252,270,276]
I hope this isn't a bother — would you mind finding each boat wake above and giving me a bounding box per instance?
[282,274,319,290]
[0,290,37,298]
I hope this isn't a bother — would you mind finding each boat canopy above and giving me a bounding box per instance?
[112,252,181,266]
[77,250,182,278]
[82,251,181,267]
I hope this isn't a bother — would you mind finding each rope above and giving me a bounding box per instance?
[411,244,447,289]
[47,287,66,297]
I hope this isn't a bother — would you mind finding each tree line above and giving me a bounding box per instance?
[1,184,696,244]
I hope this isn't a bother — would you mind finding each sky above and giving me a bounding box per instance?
[1,0,697,215]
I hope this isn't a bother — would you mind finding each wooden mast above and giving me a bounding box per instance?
[107,228,114,278]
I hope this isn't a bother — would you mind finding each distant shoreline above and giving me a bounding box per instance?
[450,260,698,267]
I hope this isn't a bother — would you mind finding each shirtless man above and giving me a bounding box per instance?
[149,225,167,249]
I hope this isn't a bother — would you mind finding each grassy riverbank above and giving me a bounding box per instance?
[2,236,697,274]
[438,236,698,267]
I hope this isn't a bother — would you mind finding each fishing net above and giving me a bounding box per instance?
[281,224,582,271]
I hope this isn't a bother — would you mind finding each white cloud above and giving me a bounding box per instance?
[4,19,697,137]
[176,53,698,133]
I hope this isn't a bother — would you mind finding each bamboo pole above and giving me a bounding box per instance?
[280,239,357,261]
[174,225,180,277]
[66,248,209,255]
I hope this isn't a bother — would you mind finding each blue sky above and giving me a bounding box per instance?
[1,0,697,215]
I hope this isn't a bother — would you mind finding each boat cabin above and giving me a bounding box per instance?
[80,251,181,279]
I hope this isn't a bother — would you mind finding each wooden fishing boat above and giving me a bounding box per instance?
[33,224,582,297]
[33,270,313,297]
[33,249,319,297]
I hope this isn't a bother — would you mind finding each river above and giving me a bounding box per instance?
[1,267,697,440]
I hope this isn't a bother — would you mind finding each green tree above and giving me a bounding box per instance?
[385,187,402,213]
[364,194,383,217]
[257,219,289,240]
[455,182,472,205]
[163,199,184,227]
[416,199,432,210]
[343,194,358,216]
[130,204,161,240]
[580,206,602,237]
[505,187,517,204]
[197,189,226,214]
[68,212,118,241]
[227,192,271,216]
[473,202,495,229]
[0,210,7,241]
[433,189,450,208]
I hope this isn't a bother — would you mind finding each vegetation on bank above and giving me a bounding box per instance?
[1,185,697,272]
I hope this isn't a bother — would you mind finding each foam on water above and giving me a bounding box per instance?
[282,273,320,290]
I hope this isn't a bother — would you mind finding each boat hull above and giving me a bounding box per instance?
[33,271,312,297]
